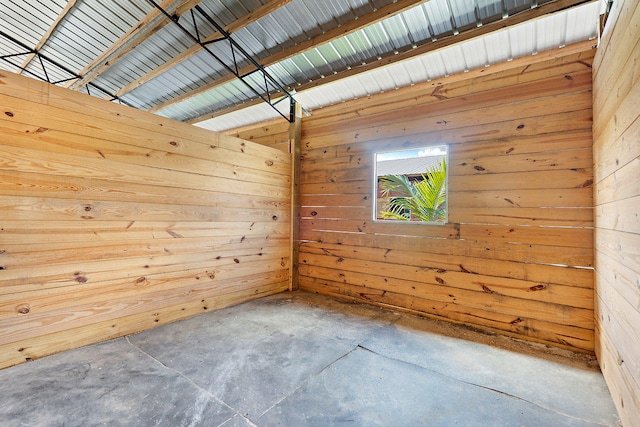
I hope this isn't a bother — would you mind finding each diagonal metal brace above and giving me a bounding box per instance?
[0,30,133,107]
[146,0,296,122]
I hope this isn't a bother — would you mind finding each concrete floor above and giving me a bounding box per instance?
[0,291,620,426]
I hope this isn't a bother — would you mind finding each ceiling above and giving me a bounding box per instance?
[0,0,605,132]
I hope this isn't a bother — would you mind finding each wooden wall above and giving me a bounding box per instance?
[227,119,292,153]
[236,43,597,353]
[593,0,640,424]
[0,71,291,369]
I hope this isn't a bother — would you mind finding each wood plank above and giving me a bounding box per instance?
[0,194,288,223]
[304,129,593,162]
[0,71,290,163]
[303,107,593,151]
[225,117,290,142]
[449,168,593,191]
[593,106,640,184]
[595,196,640,234]
[299,276,593,352]
[0,269,289,346]
[593,0,636,73]
[449,188,593,208]
[449,207,593,227]
[593,54,640,143]
[595,156,640,206]
[299,218,461,239]
[0,245,288,295]
[595,285,640,416]
[300,241,594,288]
[299,253,593,309]
[0,258,288,320]
[0,234,288,271]
[595,319,640,425]
[0,119,291,176]
[303,74,593,143]
[304,67,593,134]
[0,120,290,187]
[592,0,640,95]
[301,180,371,195]
[299,265,593,327]
[289,102,302,291]
[299,205,371,220]
[0,280,289,369]
[300,229,594,267]
[0,220,288,245]
[460,224,593,248]
[0,144,290,198]
[595,229,640,308]
[452,148,592,176]
[0,170,289,209]
[592,3,639,425]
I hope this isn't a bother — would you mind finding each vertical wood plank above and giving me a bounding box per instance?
[289,103,303,291]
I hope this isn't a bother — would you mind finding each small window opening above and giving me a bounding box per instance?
[374,144,448,224]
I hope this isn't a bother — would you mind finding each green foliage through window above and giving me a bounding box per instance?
[374,145,448,224]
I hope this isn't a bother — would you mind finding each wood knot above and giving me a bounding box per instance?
[435,277,445,285]
[233,258,240,263]
[474,165,485,171]
[4,111,14,117]
[265,160,274,166]
[517,124,525,130]
[481,284,495,294]
[272,215,278,221]
[310,211,318,216]
[17,305,30,314]
[169,141,178,146]
[134,276,147,284]
[529,284,546,291]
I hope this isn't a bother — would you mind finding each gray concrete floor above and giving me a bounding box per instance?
[0,291,620,426]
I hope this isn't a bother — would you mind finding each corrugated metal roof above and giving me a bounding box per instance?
[0,0,605,127]
[196,0,603,131]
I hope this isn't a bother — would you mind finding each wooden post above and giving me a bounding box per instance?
[288,102,302,291]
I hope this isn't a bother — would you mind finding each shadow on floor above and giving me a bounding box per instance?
[0,291,620,426]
